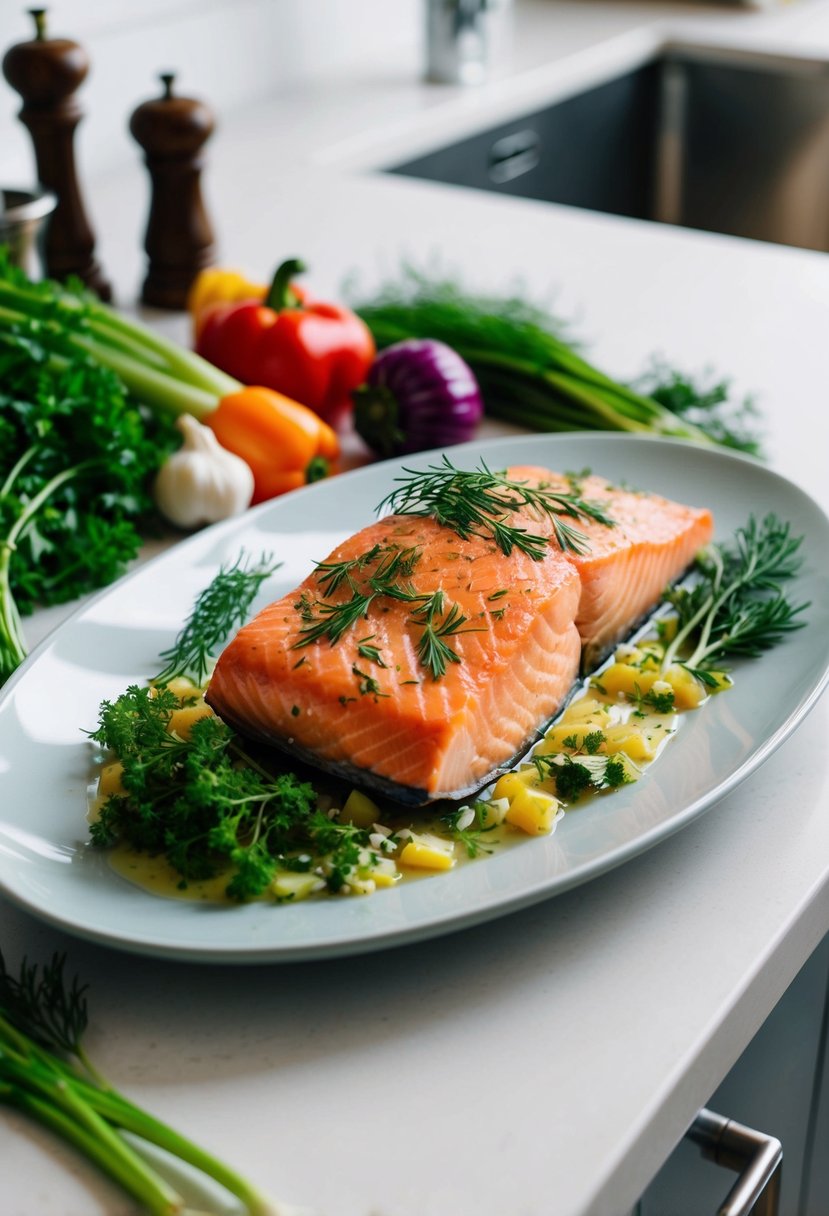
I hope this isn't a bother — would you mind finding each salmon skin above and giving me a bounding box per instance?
[206,466,712,806]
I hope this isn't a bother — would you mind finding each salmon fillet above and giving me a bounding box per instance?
[206,464,712,805]
[509,468,714,668]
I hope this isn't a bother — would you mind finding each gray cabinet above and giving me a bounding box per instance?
[639,935,829,1216]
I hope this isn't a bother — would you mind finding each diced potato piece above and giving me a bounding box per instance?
[599,664,658,698]
[271,872,321,901]
[370,858,400,888]
[159,676,202,700]
[492,769,539,802]
[168,701,213,739]
[98,761,125,798]
[538,724,607,754]
[603,724,659,762]
[559,697,611,724]
[505,786,561,835]
[341,789,381,828]
[399,833,456,871]
[706,670,733,694]
[663,664,707,710]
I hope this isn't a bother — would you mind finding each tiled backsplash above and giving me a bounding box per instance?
[0,0,420,186]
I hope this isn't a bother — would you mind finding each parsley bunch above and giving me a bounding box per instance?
[0,321,174,684]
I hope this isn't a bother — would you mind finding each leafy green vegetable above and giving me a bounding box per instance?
[661,514,808,673]
[0,951,277,1214]
[352,268,762,454]
[0,251,239,421]
[0,317,175,685]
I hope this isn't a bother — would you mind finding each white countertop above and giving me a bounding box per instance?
[4,2,829,1214]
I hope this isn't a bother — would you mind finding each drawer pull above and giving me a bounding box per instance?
[488,129,540,184]
[688,1107,782,1216]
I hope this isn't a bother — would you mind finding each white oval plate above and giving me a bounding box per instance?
[1,434,828,963]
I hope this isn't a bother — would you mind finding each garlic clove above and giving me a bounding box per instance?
[154,413,254,529]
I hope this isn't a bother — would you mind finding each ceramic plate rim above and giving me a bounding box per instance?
[1,433,828,963]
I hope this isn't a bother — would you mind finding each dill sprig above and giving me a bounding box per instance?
[410,590,482,680]
[294,589,375,648]
[376,456,614,557]
[662,514,808,672]
[156,552,280,685]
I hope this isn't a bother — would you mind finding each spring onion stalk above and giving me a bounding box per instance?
[353,269,746,449]
[0,952,280,1215]
[0,256,241,421]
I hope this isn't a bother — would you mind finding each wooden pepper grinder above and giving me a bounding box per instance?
[129,72,216,310]
[2,8,111,298]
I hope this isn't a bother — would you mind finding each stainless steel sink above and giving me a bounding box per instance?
[389,43,829,253]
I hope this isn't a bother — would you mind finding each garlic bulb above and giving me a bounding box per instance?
[154,414,254,529]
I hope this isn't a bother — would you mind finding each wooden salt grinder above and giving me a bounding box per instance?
[2,8,111,298]
[129,73,216,310]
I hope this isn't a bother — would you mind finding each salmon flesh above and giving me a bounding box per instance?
[206,466,712,805]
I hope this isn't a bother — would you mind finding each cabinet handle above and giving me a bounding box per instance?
[687,1108,783,1216]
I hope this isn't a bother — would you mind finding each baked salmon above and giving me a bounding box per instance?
[518,469,714,668]
[206,464,712,805]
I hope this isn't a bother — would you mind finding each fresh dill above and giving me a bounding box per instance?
[155,552,279,685]
[661,514,808,673]
[294,542,479,680]
[411,591,481,681]
[356,634,387,666]
[376,456,614,557]
[352,664,389,699]
[294,588,375,648]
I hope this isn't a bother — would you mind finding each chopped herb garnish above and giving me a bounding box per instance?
[376,456,614,557]
[487,589,508,601]
[356,634,387,666]
[352,664,389,699]
[410,591,481,681]
[441,800,498,858]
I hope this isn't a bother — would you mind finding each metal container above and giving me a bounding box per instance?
[425,0,511,86]
[0,187,57,279]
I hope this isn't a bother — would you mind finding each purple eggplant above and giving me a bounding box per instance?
[354,338,483,457]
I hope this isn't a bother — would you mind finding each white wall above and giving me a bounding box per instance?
[0,0,421,185]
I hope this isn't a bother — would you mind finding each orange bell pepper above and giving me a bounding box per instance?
[207,386,339,505]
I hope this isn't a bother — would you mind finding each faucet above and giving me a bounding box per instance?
[425,0,510,86]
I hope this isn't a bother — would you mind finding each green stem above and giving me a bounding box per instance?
[69,1078,275,1216]
[3,1087,185,1216]
[1,1057,184,1216]
[265,258,306,311]
[0,461,97,682]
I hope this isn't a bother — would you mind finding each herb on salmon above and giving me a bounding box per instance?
[356,635,387,666]
[410,591,480,680]
[377,456,614,557]
[296,542,481,681]
[661,514,807,674]
[156,552,280,685]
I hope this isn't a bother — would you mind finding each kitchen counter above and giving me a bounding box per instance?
[3,3,829,1214]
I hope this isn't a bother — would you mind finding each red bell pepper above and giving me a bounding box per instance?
[194,259,375,427]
